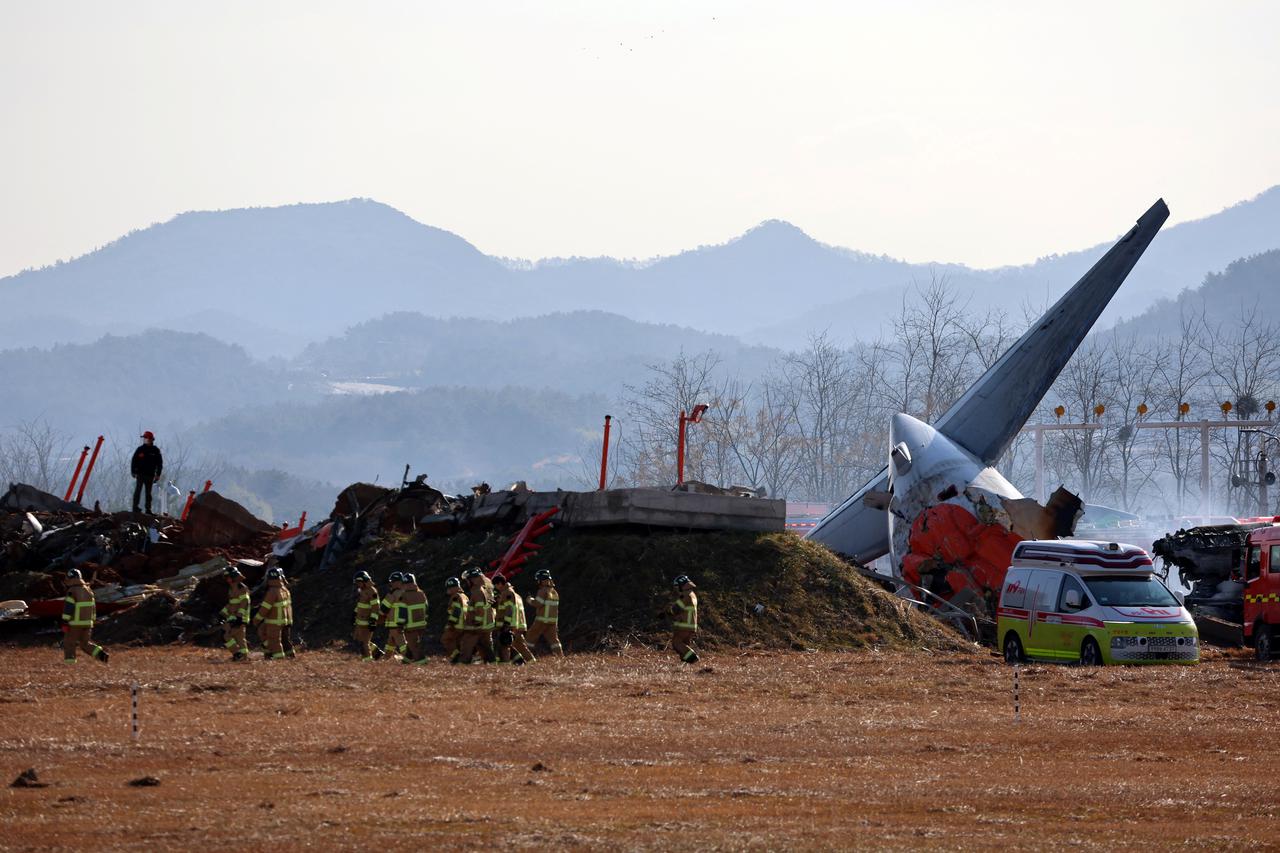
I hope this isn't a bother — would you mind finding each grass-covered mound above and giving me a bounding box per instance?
[292,528,970,654]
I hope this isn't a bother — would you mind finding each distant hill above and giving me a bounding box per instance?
[3,188,1279,355]
[0,331,306,438]
[188,385,609,490]
[0,200,517,357]
[294,310,782,394]
[1110,248,1280,339]
[747,187,1280,347]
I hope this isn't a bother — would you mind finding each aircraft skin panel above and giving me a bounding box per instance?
[805,199,1170,564]
[806,465,890,564]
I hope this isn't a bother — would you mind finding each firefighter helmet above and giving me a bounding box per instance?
[444,576,461,589]
[65,568,83,581]
[674,574,694,588]
[353,571,371,584]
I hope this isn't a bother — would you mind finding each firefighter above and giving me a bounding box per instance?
[525,569,563,657]
[220,567,251,661]
[61,568,108,664]
[252,567,290,660]
[279,570,297,658]
[441,576,469,664]
[670,574,700,663]
[493,574,532,665]
[352,571,383,661]
[380,572,407,660]
[458,569,496,664]
[399,573,429,665]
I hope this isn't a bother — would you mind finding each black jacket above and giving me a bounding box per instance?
[131,444,164,480]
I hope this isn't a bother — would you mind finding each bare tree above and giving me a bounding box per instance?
[1146,311,1211,514]
[0,420,74,494]
[780,332,868,502]
[1047,339,1116,502]
[1107,331,1161,511]
[618,351,726,487]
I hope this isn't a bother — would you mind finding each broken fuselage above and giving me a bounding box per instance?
[885,413,1079,617]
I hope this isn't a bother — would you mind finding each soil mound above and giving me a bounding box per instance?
[292,528,969,654]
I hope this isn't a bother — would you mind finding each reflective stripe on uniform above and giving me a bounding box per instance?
[470,600,495,630]
[260,598,289,626]
[498,598,527,629]
[223,591,250,621]
[404,603,427,629]
[673,599,697,630]
[64,596,95,627]
[534,595,559,624]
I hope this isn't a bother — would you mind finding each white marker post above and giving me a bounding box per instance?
[131,683,140,742]
[1013,666,1021,723]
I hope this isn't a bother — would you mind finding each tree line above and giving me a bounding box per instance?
[602,280,1280,519]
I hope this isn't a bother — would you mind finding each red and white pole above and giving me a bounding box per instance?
[180,490,196,521]
[599,415,612,490]
[75,436,104,504]
[64,445,90,502]
[202,480,212,494]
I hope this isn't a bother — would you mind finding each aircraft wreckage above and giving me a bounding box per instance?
[807,199,1170,621]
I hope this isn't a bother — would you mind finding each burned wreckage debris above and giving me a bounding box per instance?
[0,482,280,642]
[1,472,787,646]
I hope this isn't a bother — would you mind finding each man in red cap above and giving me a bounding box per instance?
[131,431,164,514]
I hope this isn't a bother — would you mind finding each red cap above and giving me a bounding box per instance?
[141,431,155,441]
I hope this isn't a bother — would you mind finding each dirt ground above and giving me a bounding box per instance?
[1,645,1277,851]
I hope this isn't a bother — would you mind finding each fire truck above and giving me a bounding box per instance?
[1151,517,1280,660]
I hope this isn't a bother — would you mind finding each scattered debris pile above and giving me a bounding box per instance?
[0,483,277,642]
[3,476,961,655]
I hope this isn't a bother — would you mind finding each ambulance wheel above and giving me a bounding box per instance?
[1256,626,1274,662]
[1002,632,1025,664]
[1079,637,1103,667]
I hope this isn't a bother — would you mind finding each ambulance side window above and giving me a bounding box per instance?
[1033,572,1062,612]
[1002,571,1028,609]
[1246,546,1262,582]
[1269,546,1280,575]
[1057,575,1088,612]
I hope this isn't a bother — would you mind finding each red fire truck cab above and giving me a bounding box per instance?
[1243,524,1280,659]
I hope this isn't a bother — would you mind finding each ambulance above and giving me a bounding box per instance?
[997,540,1199,666]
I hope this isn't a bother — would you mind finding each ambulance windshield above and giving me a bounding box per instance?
[1083,575,1179,608]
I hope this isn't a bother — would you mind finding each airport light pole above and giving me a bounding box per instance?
[676,404,709,486]
[1024,402,1275,515]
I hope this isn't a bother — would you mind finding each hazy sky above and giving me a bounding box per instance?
[3,1,1279,277]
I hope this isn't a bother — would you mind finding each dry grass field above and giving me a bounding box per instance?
[1,646,1277,850]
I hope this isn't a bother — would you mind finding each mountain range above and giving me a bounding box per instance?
[5,187,1280,357]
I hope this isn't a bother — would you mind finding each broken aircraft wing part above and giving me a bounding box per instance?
[806,199,1170,563]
